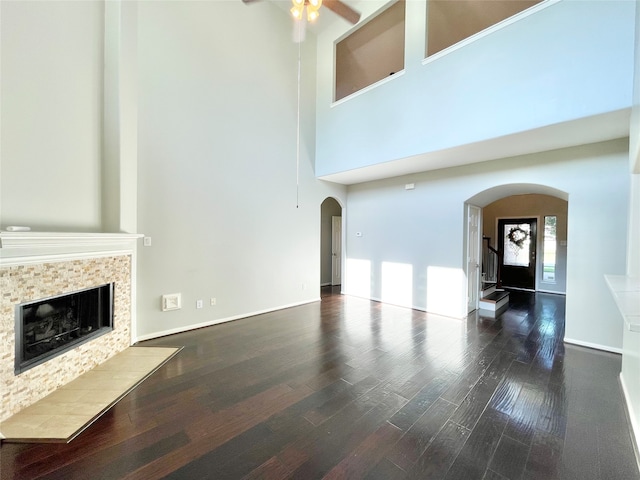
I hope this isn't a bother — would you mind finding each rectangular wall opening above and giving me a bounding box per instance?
[426,0,542,58]
[334,0,405,102]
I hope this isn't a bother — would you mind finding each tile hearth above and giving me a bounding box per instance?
[0,346,180,443]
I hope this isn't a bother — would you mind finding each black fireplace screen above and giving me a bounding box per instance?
[15,283,114,374]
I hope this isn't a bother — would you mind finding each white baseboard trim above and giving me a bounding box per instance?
[135,298,321,342]
[620,373,640,472]
[563,337,623,354]
[502,286,535,292]
[320,282,331,287]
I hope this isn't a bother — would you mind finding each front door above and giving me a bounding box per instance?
[498,218,537,290]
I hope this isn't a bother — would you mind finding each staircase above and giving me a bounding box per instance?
[479,237,509,314]
[479,282,509,313]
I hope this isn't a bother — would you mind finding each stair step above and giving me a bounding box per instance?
[479,290,510,314]
[481,283,497,298]
[481,291,510,303]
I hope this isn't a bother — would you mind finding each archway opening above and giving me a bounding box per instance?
[484,193,568,294]
[320,197,343,297]
[466,184,569,312]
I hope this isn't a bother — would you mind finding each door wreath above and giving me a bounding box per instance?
[507,226,529,249]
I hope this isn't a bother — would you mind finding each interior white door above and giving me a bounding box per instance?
[467,204,481,313]
[331,216,342,286]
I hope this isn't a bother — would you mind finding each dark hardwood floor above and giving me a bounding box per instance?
[2,289,639,479]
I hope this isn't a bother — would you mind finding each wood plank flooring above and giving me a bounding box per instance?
[1,288,638,479]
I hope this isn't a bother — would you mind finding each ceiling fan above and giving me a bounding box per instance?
[241,0,360,204]
[242,0,361,26]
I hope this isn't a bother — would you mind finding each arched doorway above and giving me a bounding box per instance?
[320,197,344,294]
[466,184,569,310]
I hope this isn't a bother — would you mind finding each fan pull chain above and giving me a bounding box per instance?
[296,38,301,209]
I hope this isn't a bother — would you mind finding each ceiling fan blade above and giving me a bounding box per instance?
[322,0,361,24]
[241,0,262,3]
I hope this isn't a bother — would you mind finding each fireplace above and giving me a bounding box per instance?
[15,283,114,375]
[0,232,140,423]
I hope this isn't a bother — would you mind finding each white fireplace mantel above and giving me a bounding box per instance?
[0,231,143,265]
[0,231,144,422]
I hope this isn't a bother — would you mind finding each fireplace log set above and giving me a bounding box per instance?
[23,303,84,360]
[15,284,113,374]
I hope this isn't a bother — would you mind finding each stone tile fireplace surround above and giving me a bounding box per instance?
[0,232,142,424]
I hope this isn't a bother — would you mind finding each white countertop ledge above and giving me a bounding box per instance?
[605,275,640,333]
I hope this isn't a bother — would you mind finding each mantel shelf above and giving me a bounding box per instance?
[0,232,143,249]
[0,232,144,266]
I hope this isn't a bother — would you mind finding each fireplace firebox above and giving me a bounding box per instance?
[15,283,114,374]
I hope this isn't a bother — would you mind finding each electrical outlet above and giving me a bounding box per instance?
[143,236,152,247]
[210,297,216,306]
[196,299,203,309]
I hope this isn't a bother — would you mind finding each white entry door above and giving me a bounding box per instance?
[331,216,342,286]
[467,205,481,313]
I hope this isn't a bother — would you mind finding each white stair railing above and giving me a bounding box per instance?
[482,237,499,284]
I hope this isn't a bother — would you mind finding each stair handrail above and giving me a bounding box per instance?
[482,237,501,287]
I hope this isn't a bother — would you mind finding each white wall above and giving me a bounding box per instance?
[345,139,630,351]
[630,0,640,174]
[628,177,640,278]
[315,0,636,178]
[628,0,640,275]
[621,174,640,448]
[135,1,345,340]
[0,1,104,231]
[619,0,640,454]
[103,0,139,234]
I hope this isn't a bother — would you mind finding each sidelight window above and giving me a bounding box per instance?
[543,215,557,283]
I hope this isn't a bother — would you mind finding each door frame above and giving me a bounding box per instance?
[466,204,482,313]
[320,197,345,293]
[331,215,342,286]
